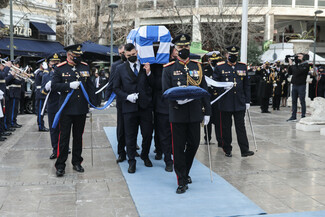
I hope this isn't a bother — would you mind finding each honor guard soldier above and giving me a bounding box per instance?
[203,51,223,147]
[52,44,96,177]
[41,53,61,159]
[162,34,211,194]
[5,57,23,129]
[34,59,49,131]
[256,61,273,113]
[272,61,284,110]
[213,46,254,158]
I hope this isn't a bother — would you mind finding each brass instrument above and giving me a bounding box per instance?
[0,58,34,84]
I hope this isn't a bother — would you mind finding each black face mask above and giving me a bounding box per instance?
[276,63,280,67]
[73,56,82,64]
[265,66,270,69]
[211,60,218,67]
[228,55,237,63]
[121,54,127,62]
[178,48,190,60]
[128,55,137,63]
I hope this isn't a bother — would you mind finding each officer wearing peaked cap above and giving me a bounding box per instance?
[213,45,254,158]
[162,33,211,194]
[52,44,96,177]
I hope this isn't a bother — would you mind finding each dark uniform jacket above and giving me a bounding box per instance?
[113,61,154,114]
[162,59,211,123]
[41,70,60,114]
[5,73,23,99]
[203,65,218,101]
[213,60,250,112]
[0,66,9,98]
[52,61,96,115]
[105,59,123,109]
[256,68,273,99]
[35,69,47,100]
[152,64,169,115]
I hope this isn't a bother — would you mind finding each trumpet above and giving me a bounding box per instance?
[0,58,34,84]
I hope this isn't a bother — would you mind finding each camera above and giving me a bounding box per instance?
[285,54,309,63]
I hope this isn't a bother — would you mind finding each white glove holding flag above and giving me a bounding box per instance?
[177,99,193,105]
[127,93,138,103]
[246,103,250,110]
[204,116,210,125]
[69,81,80,89]
[42,62,48,70]
[45,81,51,91]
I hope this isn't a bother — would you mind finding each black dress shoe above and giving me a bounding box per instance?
[241,151,254,157]
[39,127,49,132]
[187,176,192,184]
[135,152,140,157]
[56,169,65,177]
[12,123,22,128]
[50,153,57,159]
[73,164,84,172]
[165,163,173,172]
[116,155,126,163]
[176,185,188,194]
[143,158,153,167]
[1,132,12,136]
[6,128,15,132]
[225,152,232,157]
[155,153,162,160]
[0,136,6,141]
[128,164,136,173]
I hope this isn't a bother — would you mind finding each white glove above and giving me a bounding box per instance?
[0,90,4,100]
[287,75,292,82]
[127,93,138,103]
[273,83,277,87]
[69,81,80,89]
[204,116,210,125]
[246,103,250,110]
[42,62,48,70]
[281,81,285,86]
[45,81,51,91]
[176,99,193,105]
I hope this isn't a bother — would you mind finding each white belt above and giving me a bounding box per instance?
[9,84,21,88]
[36,86,41,89]
[0,80,5,83]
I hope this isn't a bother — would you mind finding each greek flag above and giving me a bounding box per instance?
[126,26,171,64]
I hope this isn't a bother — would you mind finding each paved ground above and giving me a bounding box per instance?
[0,105,324,216]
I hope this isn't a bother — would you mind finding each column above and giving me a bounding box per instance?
[192,14,202,52]
[264,13,274,42]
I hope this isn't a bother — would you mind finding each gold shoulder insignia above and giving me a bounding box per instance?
[190,59,202,64]
[81,61,88,65]
[217,61,225,65]
[163,61,175,68]
[57,61,67,67]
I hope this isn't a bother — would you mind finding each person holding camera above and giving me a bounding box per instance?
[287,53,309,122]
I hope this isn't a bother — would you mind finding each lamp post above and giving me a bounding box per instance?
[108,3,118,68]
[313,10,323,74]
[9,0,14,61]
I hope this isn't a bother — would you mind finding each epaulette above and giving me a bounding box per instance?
[57,61,67,67]
[163,61,175,68]
[190,59,201,64]
[217,61,225,65]
[238,61,247,65]
[81,61,88,66]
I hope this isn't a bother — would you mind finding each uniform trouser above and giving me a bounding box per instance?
[48,112,59,155]
[171,122,200,186]
[36,99,45,130]
[260,97,269,112]
[204,103,222,145]
[291,84,306,118]
[155,113,172,164]
[4,97,10,129]
[20,92,25,114]
[153,111,162,155]
[55,114,86,170]
[116,106,126,156]
[0,100,4,133]
[272,95,281,109]
[221,110,250,154]
[7,98,19,126]
[123,108,153,165]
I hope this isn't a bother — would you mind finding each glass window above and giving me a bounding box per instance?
[176,0,195,7]
[272,0,292,6]
[249,0,268,6]
[318,0,325,6]
[138,0,154,10]
[296,0,314,6]
[223,0,242,6]
[157,0,174,8]
[199,0,218,6]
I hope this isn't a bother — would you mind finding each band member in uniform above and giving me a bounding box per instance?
[5,57,23,129]
[34,59,49,131]
[272,61,283,110]
[41,53,61,159]
[257,61,273,113]
[203,51,223,147]
[213,46,254,158]
[52,44,96,177]
[162,34,211,194]
[113,43,154,174]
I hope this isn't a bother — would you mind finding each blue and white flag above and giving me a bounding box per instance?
[126,26,171,64]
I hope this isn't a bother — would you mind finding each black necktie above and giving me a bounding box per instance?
[133,64,138,76]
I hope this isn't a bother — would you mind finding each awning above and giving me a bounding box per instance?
[0,38,64,57]
[30,21,56,35]
[0,21,5,28]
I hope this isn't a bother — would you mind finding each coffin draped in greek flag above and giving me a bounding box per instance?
[126,26,171,64]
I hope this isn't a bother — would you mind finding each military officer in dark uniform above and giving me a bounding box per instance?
[41,53,61,159]
[34,59,49,131]
[162,34,211,194]
[317,66,325,97]
[52,44,96,177]
[256,61,273,113]
[5,57,23,129]
[213,46,254,158]
[203,51,223,147]
[272,61,284,110]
